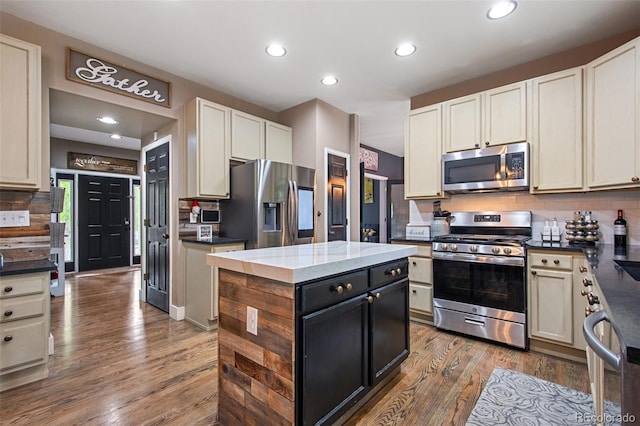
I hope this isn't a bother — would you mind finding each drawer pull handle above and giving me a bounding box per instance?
[3,336,12,342]
[464,318,485,327]
[554,259,560,265]
[531,271,537,276]
[4,310,12,317]
[541,259,548,264]
[333,285,344,295]
[3,286,13,293]
[345,283,353,292]
[579,266,587,273]
[387,268,402,277]
[412,261,417,266]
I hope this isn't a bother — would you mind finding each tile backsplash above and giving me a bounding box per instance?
[410,189,640,245]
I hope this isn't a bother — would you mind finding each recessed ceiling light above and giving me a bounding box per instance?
[266,44,286,57]
[97,116,119,124]
[487,1,518,19]
[110,134,122,140]
[395,43,416,57]
[321,76,338,86]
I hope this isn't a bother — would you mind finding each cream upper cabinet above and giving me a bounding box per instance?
[185,98,231,199]
[231,110,264,161]
[405,104,444,199]
[531,68,584,193]
[265,120,292,164]
[0,35,42,190]
[586,36,640,190]
[444,81,528,152]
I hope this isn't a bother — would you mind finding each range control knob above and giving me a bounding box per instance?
[450,244,458,252]
[491,247,500,254]
[441,244,448,251]
[503,247,512,255]
[470,245,478,253]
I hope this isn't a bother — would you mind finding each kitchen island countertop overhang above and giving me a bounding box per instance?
[206,241,418,283]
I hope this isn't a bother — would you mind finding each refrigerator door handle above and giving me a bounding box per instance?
[288,180,298,245]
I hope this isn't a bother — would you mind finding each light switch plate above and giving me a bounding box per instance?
[247,306,258,335]
[0,210,30,227]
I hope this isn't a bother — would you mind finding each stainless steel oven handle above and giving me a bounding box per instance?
[464,318,486,327]
[432,251,524,267]
[583,310,621,372]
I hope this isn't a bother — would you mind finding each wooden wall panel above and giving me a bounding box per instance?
[0,190,50,262]
[218,269,295,425]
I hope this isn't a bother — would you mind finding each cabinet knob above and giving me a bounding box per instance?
[345,283,353,291]
[366,295,374,303]
[585,306,596,317]
[3,286,13,293]
[533,186,539,190]
[531,271,537,276]
[334,285,344,295]
[541,259,548,263]
[162,233,170,240]
[412,261,417,266]
[388,268,401,276]
[436,192,441,196]
[3,336,12,342]
[631,176,639,183]
[587,294,600,305]
[583,278,593,287]
[581,289,590,296]
[412,289,417,294]
[579,266,587,273]
[554,259,560,265]
[485,141,490,146]
[3,310,12,317]
[474,143,480,148]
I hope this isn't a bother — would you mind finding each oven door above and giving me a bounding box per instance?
[432,252,525,313]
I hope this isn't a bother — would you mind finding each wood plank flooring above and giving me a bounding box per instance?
[0,269,620,425]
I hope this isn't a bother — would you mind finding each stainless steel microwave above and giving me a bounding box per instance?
[442,142,529,193]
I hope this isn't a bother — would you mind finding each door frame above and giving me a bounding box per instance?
[50,167,140,273]
[324,148,351,242]
[363,172,388,243]
[141,136,175,314]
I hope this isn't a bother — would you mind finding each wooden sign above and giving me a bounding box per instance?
[66,48,171,108]
[68,152,138,175]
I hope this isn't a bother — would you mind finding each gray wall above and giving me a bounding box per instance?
[50,137,140,172]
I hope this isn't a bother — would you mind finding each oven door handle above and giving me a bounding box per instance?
[432,251,524,267]
[583,310,621,372]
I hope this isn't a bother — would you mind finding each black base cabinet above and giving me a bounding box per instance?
[297,259,409,426]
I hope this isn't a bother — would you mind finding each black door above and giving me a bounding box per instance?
[145,143,170,313]
[301,296,368,425]
[77,175,130,271]
[327,153,347,241]
[369,278,410,386]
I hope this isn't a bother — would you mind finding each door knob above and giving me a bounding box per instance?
[162,233,169,239]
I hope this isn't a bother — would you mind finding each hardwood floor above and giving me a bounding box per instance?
[0,270,620,425]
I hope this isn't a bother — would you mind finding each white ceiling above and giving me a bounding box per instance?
[2,0,640,157]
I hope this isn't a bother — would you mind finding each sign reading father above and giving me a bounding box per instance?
[66,48,171,108]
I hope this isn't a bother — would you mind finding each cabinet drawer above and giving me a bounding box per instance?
[371,259,409,288]
[529,253,573,270]
[0,273,48,299]
[0,293,46,322]
[415,245,432,257]
[0,316,47,371]
[409,283,432,314]
[409,257,432,283]
[300,270,368,314]
[212,243,244,253]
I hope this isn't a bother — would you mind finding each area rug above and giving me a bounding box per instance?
[466,367,621,426]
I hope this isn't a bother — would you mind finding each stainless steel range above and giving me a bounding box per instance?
[432,211,532,349]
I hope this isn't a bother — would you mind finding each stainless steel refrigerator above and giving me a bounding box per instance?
[221,159,316,249]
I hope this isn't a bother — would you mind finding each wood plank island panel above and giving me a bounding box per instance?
[0,190,51,262]
[218,269,295,425]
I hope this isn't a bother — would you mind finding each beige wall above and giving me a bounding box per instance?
[50,138,140,170]
[412,28,640,108]
[0,12,281,313]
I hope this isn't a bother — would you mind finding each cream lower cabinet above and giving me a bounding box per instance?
[0,271,50,392]
[0,35,42,191]
[586,36,640,190]
[531,67,584,193]
[528,251,574,345]
[405,104,444,199]
[408,244,433,323]
[185,98,231,199]
[184,242,244,330]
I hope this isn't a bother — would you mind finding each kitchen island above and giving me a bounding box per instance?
[207,241,417,425]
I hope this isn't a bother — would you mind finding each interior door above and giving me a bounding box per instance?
[77,175,130,271]
[327,153,347,241]
[145,142,170,313]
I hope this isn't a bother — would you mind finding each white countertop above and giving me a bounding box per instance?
[206,241,418,284]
